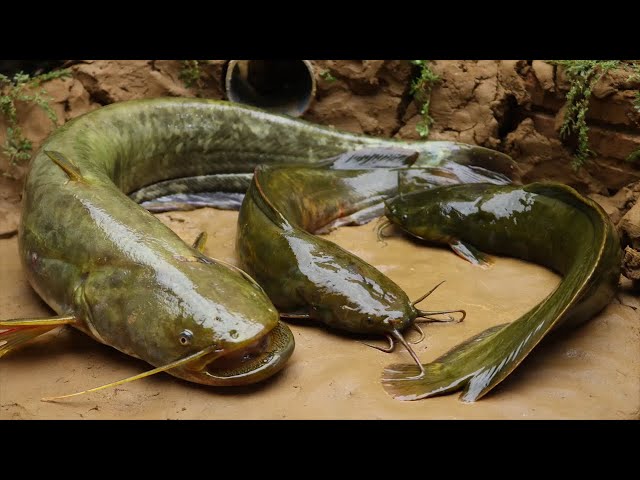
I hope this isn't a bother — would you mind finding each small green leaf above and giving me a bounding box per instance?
[410,60,440,138]
[549,60,625,170]
[179,60,207,88]
[320,70,337,82]
[0,68,70,166]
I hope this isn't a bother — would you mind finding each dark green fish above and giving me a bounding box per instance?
[236,151,515,370]
[382,182,622,402]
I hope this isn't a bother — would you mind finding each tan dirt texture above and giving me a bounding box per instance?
[1,210,638,419]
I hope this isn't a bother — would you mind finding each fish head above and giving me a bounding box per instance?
[294,240,419,336]
[83,255,294,386]
[384,190,456,244]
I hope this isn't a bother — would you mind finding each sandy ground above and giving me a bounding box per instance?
[0,209,638,419]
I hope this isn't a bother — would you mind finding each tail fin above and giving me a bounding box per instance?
[250,166,292,229]
[382,323,520,402]
[0,316,77,358]
[383,258,586,403]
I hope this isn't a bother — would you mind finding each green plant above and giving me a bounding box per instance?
[179,60,207,88]
[410,60,440,138]
[550,60,621,170]
[0,68,70,167]
[320,70,337,82]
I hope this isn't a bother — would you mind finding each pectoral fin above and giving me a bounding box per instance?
[192,232,208,252]
[316,203,386,234]
[0,316,77,358]
[450,240,492,268]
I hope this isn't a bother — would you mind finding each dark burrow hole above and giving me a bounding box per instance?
[225,60,315,116]
[498,95,526,138]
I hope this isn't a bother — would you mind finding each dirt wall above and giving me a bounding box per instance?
[3,60,638,184]
[1,60,639,274]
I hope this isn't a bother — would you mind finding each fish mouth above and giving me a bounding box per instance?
[198,321,295,386]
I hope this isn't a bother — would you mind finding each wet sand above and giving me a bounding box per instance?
[1,208,638,419]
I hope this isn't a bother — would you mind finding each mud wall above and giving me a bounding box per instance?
[3,60,638,189]
[1,60,639,253]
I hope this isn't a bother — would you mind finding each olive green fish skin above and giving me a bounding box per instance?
[383,182,621,401]
[21,149,286,385]
[18,98,514,386]
[237,166,419,335]
[236,153,518,337]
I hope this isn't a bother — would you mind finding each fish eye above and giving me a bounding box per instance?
[401,214,408,221]
[179,329,193,346]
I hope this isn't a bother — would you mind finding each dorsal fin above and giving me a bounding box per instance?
[249,166,292,230]
[44,150,84,182]
[524,182,603,216]
[326,147,420,170]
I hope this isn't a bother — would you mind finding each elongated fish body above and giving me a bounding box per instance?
[236,163,418,335]
[236,151,514,338]
[13,98,515,388]
[382,182,622,401]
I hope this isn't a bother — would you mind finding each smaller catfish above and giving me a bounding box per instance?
[236,149,491,371]
[381,182,622,402]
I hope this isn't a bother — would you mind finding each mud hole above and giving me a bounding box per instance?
[0,61,638,419]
